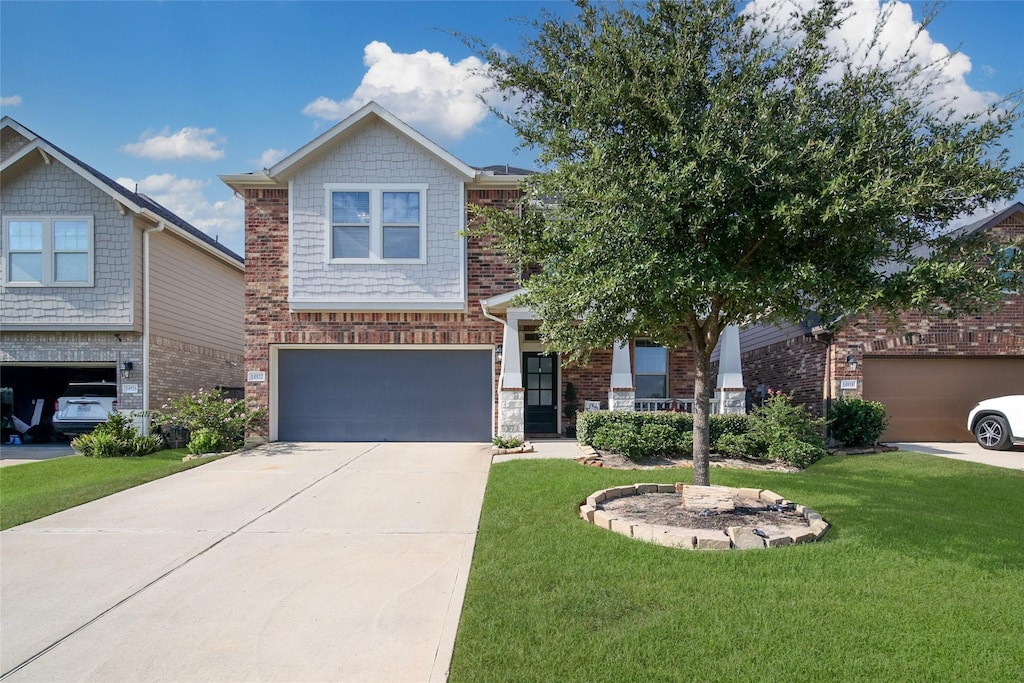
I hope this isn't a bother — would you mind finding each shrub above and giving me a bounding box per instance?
[577,410,692,445]
[710,392,826,468]
[187,428,228,455]
[830,398,889,447]
[708,414,751,447]
[590,424,645,459]
[493,435,523,449]
[155,388,266,453]
[71,412,162,458]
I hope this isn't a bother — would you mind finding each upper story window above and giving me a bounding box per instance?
[634,340,668,399]
[4,216,94,287]
[999,246,1020,292]
[326,184,427,263]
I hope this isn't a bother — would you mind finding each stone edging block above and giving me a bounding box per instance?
[579,484,829,550]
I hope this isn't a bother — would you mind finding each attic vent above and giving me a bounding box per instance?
[524,333,541,342]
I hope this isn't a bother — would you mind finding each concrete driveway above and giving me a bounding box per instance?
[0,442,491,682]
[888,441,1024,470]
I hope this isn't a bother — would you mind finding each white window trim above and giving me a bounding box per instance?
[325,183,428,264]
[634,340,669,399]
[3,215,95,287]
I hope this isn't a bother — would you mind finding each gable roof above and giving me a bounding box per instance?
[0,116,243,269]
[221,101,532,192]
[953,201,1024,238]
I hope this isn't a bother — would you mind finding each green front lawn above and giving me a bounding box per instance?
[450,452,1024,682]
[0,449,222,530]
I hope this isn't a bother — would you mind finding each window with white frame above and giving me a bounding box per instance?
[634,340,668,399]
[5,216,94,286]
[327,184,426,262]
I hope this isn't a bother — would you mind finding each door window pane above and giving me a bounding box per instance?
[540,390,552,405]
[10,253,43,282]
[55,252,89,281]
[382,226,419,259]
[539,374,552,390]
[540,356,553,372]
[527,356,539,373]
[333,226,370,258]
[527,390,540,406]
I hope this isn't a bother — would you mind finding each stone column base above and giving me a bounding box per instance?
[608,388,636,412]
[498,388,525,439]
[717,388,746,415]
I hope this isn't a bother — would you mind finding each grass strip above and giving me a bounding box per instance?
[450,452,1024,682]
[0,450,223,530]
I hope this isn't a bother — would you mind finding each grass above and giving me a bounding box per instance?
[0,449,224,530]
[449,452,1024,682]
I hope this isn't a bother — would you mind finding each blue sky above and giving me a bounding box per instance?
[2,0,1022,256]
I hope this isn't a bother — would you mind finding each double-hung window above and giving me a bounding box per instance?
[327,184,426,263]
[4,216,94,286]
[634,340,668,399]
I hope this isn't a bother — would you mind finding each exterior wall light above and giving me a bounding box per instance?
[845,354,857,372]
[121,361,134,379]
[495,344,503,362]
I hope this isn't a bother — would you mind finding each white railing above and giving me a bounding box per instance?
[634,398,721,413]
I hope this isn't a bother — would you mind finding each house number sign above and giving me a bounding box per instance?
[247,371,267,383]
[840,380,859,390]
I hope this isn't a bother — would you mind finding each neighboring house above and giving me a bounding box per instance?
[728,203,1024,442]
[0,117,245,438]
[221,102,743,443]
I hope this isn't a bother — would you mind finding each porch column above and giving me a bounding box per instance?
[716,324,746,414]
[608,340,635,411]
[497,313,525,438]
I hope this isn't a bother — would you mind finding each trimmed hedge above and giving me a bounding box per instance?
[830,398,889,447]
[578,410,750,461]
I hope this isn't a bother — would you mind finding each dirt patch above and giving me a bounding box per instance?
[579,449,800,472]
[602,492,808,531]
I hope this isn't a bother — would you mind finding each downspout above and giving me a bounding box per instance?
[480,301,507,437]
[142,221,165,420]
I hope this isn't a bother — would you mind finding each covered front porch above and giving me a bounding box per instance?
[481,289,746,439]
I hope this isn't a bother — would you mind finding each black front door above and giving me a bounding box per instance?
[524,352,558,433]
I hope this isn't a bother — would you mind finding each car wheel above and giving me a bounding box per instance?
[973,415,1012,450]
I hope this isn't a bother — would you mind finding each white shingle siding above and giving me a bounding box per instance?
[1,160,133,325]
[289,121,464,307]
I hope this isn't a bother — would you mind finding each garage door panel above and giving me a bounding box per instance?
[863,357,1024,441]
[277,349,492,442]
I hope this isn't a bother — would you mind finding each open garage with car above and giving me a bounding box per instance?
[1,364,118,443]
[273,347,494,442]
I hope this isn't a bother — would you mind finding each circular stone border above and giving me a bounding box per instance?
[579,484,830,550]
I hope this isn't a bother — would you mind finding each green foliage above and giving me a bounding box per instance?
[71,412,162,458]
[830,398,890,447]
[577,411,692,445]
[467,0,1023,483]
[562,382,579,420]
[187,428,228,455]
[492,435,523,449]
[708,414,751,445]
[155,388,266,453]
[715,392,827,468]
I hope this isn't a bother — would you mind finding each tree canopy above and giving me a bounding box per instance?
[470,0,1023,485]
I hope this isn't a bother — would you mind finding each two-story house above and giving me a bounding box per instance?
[222,102,746,443]
[1,117,245,438]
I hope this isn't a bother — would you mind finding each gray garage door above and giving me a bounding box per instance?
[277,349,492,442]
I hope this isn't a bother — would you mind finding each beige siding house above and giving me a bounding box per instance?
[0,117,244,440]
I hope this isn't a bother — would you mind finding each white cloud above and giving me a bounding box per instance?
[117,173,244,254]
[257,147,287,168]
[122,127,226,161]
[743,0,1000,117]
[302,41,497,140]
[1,95,23,107]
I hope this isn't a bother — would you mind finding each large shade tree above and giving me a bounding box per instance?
[470,0,1023,485]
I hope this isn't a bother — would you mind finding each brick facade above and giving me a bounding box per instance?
[732,212,1024,416]
[148,335,244,410]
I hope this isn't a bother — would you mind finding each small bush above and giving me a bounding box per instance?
[709,392,825,467]
[71,412,162,458]
[577,410,692,445]
[187,428,229,455]
[156,388,266,453]
[830,398,889,447]
[708,414,751,447]
[715,433,750,458]
[493,435,523,449]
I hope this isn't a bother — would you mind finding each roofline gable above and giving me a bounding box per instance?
[962,201,1024,236]
[268,101,477,181]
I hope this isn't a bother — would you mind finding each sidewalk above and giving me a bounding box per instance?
[492,438,585,463]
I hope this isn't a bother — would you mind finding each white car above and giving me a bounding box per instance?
[967,395,1024,450]
[52,381,118,435]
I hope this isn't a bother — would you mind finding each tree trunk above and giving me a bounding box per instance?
[692,346,714,486]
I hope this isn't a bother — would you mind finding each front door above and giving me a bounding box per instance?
[524,352,558,434]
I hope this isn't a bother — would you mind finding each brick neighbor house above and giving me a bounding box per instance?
[1,117,245,438]
[729,202,1023,442]
[221,102,747,443]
